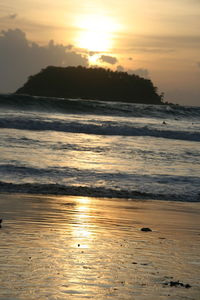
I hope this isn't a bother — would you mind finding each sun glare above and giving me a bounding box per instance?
[75,14,118,52]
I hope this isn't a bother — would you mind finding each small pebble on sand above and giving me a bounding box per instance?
[141,227,152,232]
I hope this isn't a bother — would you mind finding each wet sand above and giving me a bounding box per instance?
[0,193,200,299]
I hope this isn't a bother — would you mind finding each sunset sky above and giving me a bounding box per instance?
[0,0,200,105]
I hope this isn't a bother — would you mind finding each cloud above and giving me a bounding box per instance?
[89,51,100,56]
[117,32,200,53]
[197,62,200,68]
[117,65,149,78]
[172,0,200,4]
[8,13,17,19]
[140,34,200,48]
[129,47,175,54]
[0,13,17,21]
[0,28,88,93]
[99,55,118,65]
[129,68,149,78]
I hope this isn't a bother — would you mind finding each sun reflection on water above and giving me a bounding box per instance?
[76,197,91,205]
[71,197,93,249]
[1,194,200,299]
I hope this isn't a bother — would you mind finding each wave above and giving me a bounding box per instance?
[0,116,199,141]
[0,181,199,202]
[1,164,200,183]
[1,93,200,119]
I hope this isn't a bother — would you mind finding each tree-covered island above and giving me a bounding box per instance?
[16,66,164,104]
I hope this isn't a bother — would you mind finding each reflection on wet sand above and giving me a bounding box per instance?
[0,193,200,299]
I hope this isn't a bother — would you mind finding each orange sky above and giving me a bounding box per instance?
[0,0,200,105]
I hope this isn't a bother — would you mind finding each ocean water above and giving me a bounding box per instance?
[0,93,200,202]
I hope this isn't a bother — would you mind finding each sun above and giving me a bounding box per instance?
[78,30,110,52]
[75,14,118,52]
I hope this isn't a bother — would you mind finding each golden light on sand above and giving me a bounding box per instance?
[75,14,118,52]
[71,197,93,248]
[77,197,91,205]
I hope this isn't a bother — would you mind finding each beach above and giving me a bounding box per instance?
[0,193,199,299]
[0,95,200,299]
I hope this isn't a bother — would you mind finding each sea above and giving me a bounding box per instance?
[0,93,200,202]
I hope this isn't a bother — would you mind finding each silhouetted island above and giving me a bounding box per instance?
[16,66,164,104]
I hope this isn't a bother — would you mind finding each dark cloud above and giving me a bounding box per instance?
[116,65,149,78]
[99,55,118,65]
[89,51,100,56]
[197,62,200,68]
[0,28,88,93]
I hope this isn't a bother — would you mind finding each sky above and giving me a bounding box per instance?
[0,0,200,105]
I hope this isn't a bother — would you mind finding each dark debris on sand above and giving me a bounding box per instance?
[163,281,191,288]
[141,227,152,232]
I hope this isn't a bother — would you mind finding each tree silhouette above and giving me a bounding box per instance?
[16,66,163,104]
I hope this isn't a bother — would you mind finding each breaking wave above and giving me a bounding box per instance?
[1,93,200,119]
[0,181,199,202]
[0,115,199,141]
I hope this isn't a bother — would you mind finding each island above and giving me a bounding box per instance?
[16,66,164,105]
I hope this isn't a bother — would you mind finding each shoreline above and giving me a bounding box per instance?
[0,187,199,202]
[1,192,200,236]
